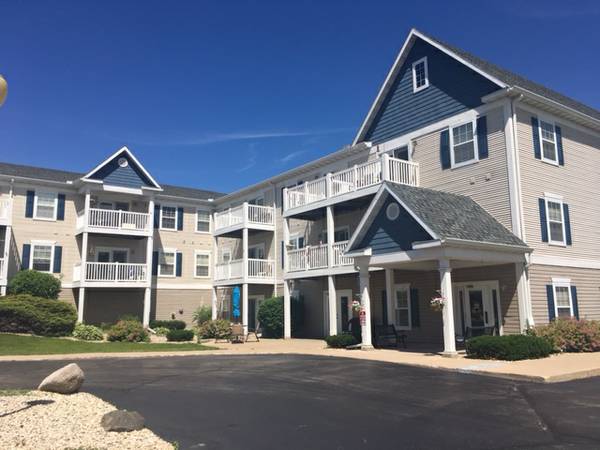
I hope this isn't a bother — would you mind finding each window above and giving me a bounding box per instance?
[545,196,566,245]
[196,210,210,233]
[394,285,411,329]
[450,121,477,167]
[195,252,210,277]
[34,192,58,220]
[539,120,558,164]
[412,57,429,92]
[319,227,349,244]
[248,244,265,260]
[221,248,232,264]
[158,250,176,277]
[160,206,177,230]
[31,244,53,272]
[553,280,573,318]
[289,235,305,250]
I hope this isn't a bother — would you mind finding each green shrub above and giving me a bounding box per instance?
[193,305,212,327]
[166,329,195,342]
[149,320,186,330]
[325,333,358,348]
[0,294,77,337]
[72,323,104,341]
[257,297,283,338]
[8,270,61,299]
[466,334,553,361]
[107,320,149,343]
[153,326,170,336]
[119,314,142,322]
[528,319,600,353]
[198,319,231,339]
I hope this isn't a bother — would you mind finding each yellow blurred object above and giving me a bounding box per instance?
[0,75,7,106]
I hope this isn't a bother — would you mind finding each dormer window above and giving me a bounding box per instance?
[412,57,429,93]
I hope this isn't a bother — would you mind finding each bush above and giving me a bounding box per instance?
[198,319,231,340]
[107,320,149,343]
[257,297,283,338]
[166,329,195,342]
[153,326,170,336]
[119,314,142,322]
[193,305,212,327]
[0,294,77,337]
[466,334,553,361]
[149,320,186,330]
[325,333,359,348]
[72,323,104,341]
[528,319,600,353]
[8,270,61,299]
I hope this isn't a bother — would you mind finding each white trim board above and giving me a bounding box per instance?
[530,255,600,270]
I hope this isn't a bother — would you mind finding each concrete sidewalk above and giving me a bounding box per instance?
[1,338,599,383]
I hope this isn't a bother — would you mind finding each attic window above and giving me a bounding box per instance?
[412,57,429,93]
[118,157,128,168]
[386,203,400,221]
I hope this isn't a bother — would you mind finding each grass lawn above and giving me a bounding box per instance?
[0,334,216,356]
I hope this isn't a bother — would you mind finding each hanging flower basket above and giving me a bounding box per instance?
[430,292,445,312]
[351,298,362,313]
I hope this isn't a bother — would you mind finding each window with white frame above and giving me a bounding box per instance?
[195,252,210,277]
[158,250,176,277]
[34,192,58,220]
[553,280,573,318]
[160,206,177,230]
[451,121,477,167]
[394,285,411,329]
[289,235,305,250]
[221,248,232,264]
[31,244,53,272]
[412,57,429,93]
[545,196,566,245]
[319,226,350,244]
[539,120,558,164]
[196,210,210,233]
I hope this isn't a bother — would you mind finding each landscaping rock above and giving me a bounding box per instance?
[38,363,85,394]
[101,410,146,432]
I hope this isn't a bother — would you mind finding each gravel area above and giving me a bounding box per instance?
[0,391,173,450]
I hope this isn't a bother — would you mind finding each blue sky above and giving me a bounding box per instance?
[1,0,599,194]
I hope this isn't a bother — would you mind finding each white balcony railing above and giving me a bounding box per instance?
[73,262,148,284]
[332,241,354,267]
[215,259,244,281]
[214,258,275,282]
[284,154,419,211]
[0,198,12,223]
[214,203,275,232]
[287,241,353,272]
[248,258,275,279]
[77,208,151,233]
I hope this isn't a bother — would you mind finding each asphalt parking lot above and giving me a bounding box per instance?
[1,354,600,449]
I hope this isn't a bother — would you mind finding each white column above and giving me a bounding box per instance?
[242,226,248,281]
[357,257,373,349]
[326,205,334,268]
[78,230,89,323]
[0,286,6,296]
[515,261,534,331]
[439,259,456,356]
[211,287,218,320]
[385,268,394,325]
[327,275,337,336]
[2,224,12,282]
[282,217,290,273]
[143,287,151,327]
[242,282,248,335]
[283,279,291,338]
[77,287,85,323]
[143,198,155,328]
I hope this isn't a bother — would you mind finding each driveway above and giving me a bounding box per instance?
[1,354,599,449]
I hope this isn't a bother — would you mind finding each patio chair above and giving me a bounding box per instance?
[246,321,261,342]
[229,323,245,344]
[373,324,407,349]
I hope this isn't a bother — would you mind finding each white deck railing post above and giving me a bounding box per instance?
[381,153,390,181]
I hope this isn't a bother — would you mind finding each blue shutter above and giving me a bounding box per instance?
[538,198,549,242]
[440,129,451,169]
[532,117,541,159]
[25,191,35,218]
[410,288,420,328]
[555,125,564,166]
[176,252,183,277]
[21,244,31,270]
[154,205,160,229]
[571,286,579,320]
[546,285,555,321]
[57,194,66,221]
[177,207,184,231]
[476,116,488,159]
[152,251,158,275]
[563,203,572,245]
[53,246,62,273]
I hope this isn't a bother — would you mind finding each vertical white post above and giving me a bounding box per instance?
[143,287,151,327]
[282,187,289,211]
[3,224,12,282]
[326,205,334,268]
[325,173,332,198]
[282,217,290,273]
[77,287,85,323]
[381,153,390,182]
[439,259,456,356]
[385,268,394,326]
[242,226,248,282]
[84,190,91,228]
[358,259,373,349]
[211,287,218,320]
[242,282,248,335]
[515,261,534,331]
[283,279,291,338]
[243,202,249,227]
[328,275,337,336]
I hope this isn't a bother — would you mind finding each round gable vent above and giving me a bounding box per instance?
[118,157,129,168]
[386,202,400,221]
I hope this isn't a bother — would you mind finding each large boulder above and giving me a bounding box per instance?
[38,363,84,394]
[101,410,145,432]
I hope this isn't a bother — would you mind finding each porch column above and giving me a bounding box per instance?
[77,288,85,323]
[515,261,534,331]
[144,198,154,329]
[0,286,6,296]
[283,279,291,338]
[385,268,394,325]
[327,275,337,335]
[242,227,248,280]
[211,287,218,320]
[282,217,290,273]
[439,259,457,356]
[78,230,89,323]
[326,205,334,268]
[357,257,373,350]
[142,287,151,327]
[2,224,12,283]
[242,282,248,335]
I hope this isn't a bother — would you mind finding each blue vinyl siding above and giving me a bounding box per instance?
[363,38,499,144]
[88,153,155,189]
[357,196,432,254]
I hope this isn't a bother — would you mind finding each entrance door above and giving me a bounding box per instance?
[248,295,264,331]
[467,289,485,329]
[322,289,353,335]
[454,282,500,337]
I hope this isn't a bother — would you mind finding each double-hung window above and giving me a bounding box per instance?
[393,285,411,330]
[158,250,176,277]
[34,192,58,220]
[160,206,177,230]
[31,243,53,272]
[553,280,573,318]
[545,196,566,245]
[412,57,429,93]
[195,251,210,278]
[450,121,477,167]
[539,120,558,164]
[196,210,210,233]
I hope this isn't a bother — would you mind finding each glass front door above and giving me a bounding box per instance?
[468,289,485,329]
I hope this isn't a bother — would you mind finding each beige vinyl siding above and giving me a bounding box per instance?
[516,107,600,259]
[152,288,212,327]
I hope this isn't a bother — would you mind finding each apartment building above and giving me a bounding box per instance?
[2,29,599,354]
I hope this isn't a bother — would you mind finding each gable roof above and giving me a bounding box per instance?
[354,29,600,144]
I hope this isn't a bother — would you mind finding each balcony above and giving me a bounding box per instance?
[214,258,276,285]
[73,262,149,287]
[283,154,419,215]
[0,198,12,226]
[214,203,275,235]
[76,208,152,236]
[287,241,354,275]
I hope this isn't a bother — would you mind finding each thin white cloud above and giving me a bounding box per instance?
[279,149,308,164]
[235,144,258,173]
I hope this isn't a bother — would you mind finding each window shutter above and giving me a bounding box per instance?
[538,198,549,242]
[571,286,579,320]
[177,207,184,231]
[152,251,158,275]
[25,191,35,218]
[57,194,66,221]
[531,117,541,159]
[410,288,420,328]
[546,285,555,321]
[53,246,62,273]
[21,244,31,270]
[176,252,183,277]
[154,205,160,229]
[476,116,488,159]
[555,125,564,166]
[563,203,572,245]
[440,129,451,170]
